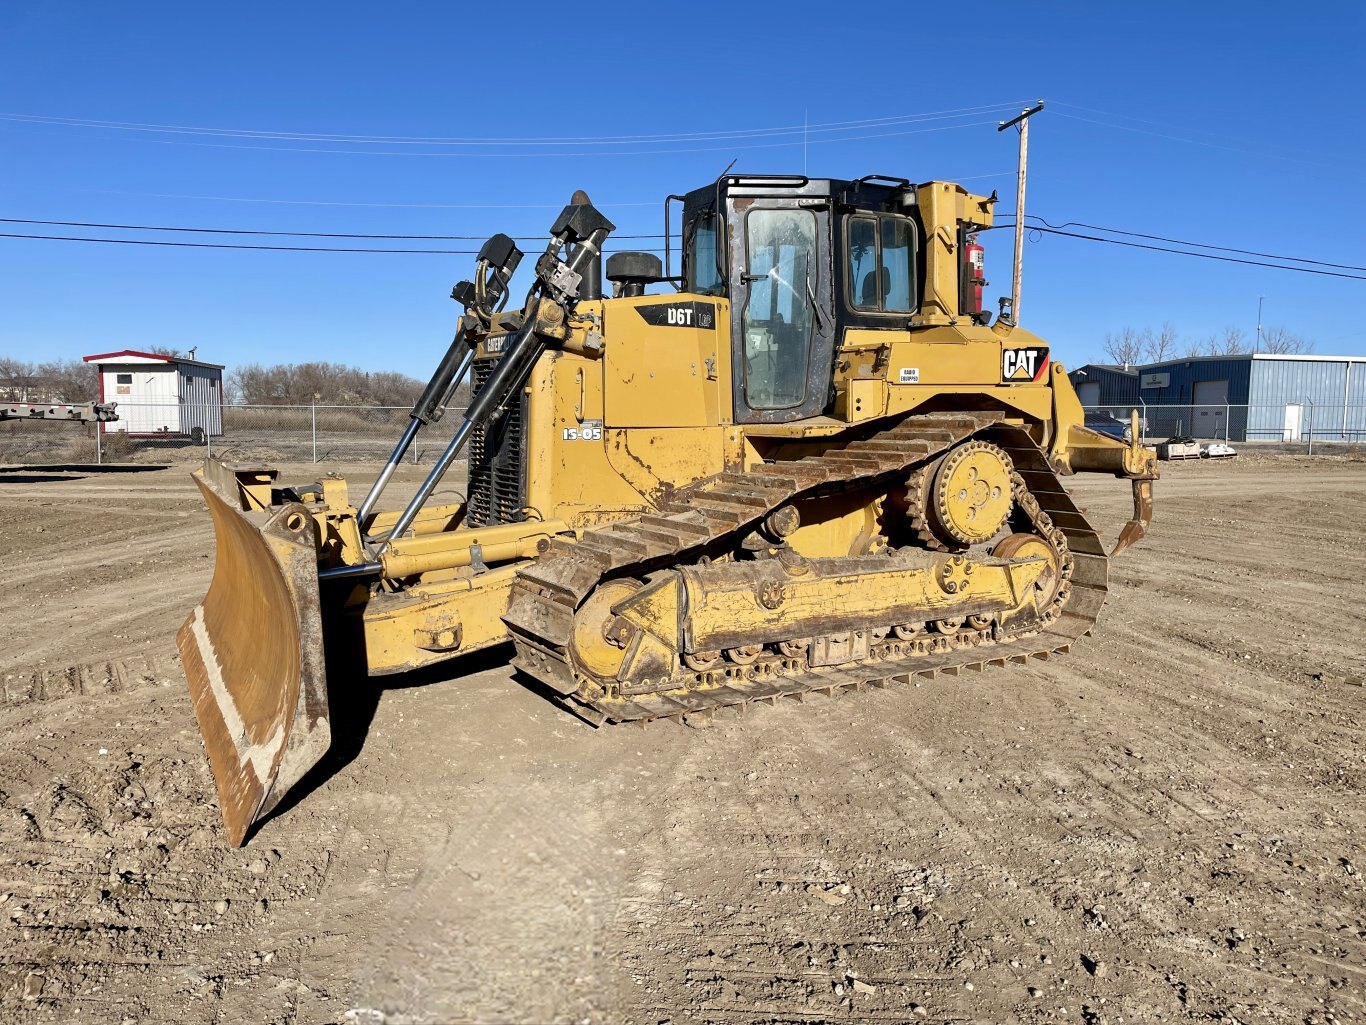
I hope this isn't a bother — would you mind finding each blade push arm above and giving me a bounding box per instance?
[326,196,615,579]
[355,234,523,525]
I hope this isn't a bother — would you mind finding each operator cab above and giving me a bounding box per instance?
[674,175,938,425]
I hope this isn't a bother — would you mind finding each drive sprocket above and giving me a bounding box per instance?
[892,439,1014,551]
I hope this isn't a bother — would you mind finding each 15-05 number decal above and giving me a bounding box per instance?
[562,420,603,441]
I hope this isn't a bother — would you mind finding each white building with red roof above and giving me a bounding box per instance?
[83,349,224,440]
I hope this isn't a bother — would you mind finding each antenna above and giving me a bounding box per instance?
[997,100,1045,325]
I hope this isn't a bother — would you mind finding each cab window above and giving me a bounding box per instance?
[742,208,817,409]
[847,214,917,313]
[685,211,723,295]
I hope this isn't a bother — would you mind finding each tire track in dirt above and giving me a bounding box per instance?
[609,596,1364,1024]
[0,687,342,1024]
[2,455,1364,1022]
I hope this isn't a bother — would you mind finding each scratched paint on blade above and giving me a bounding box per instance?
[188,605,285,783]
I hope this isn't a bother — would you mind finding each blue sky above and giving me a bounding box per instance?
[2,1,1363,380]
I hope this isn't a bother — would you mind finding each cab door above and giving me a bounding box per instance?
[730,203,835,424]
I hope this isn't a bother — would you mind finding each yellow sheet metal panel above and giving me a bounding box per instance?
[602,295,729,428]
[889,337,1001,385]
[361,564,522,674]
[829,324,1056,426]
[524,351,648,528]
[842,324,1054,388]
[844,378,888,421]
[912,181,996,326]
[603,426,732,505]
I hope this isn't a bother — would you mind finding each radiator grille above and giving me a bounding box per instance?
[467,357,528,526]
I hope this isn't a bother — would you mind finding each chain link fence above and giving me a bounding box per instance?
[3,400,1363,466]
[0,402,468,466]
[1083,403,1366,453]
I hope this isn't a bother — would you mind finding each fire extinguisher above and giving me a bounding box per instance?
[961,234,986,322]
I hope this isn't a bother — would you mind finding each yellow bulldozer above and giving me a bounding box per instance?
[179,173,1157,844]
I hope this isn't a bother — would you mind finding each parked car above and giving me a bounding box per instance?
[1084,409,1130,441]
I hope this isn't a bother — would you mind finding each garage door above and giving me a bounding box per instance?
[1077,381,1100,407]
[1192,379,1229,438]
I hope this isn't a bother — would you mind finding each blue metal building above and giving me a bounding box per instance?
[1070,354,1366,441]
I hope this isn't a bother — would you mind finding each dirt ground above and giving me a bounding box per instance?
[0,453,1362,1025]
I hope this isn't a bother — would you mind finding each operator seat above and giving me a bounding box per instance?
[860,266,890,307]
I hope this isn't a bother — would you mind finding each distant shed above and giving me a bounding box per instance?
[84,350,224,439]
[1070,364,1140,412]
[1070,353,1366,441]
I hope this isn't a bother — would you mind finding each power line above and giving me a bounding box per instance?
[60,177,1012,209]
[0,232,480,254]
[5,212,1361,281]
[1025,215,1366,272]
[78,190,664,209]
[1049,99,1362,162]
[159,118,1003,158]
[0,101,1028,146]
[0,216,664,242]
[7,225,1360,282]
[1021,225,1366,281]
[5,212,1355,273]
[1047,107,1359,172]
[0,231,668,255]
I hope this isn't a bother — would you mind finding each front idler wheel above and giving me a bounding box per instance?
[991,532,1063,611]
[570,578,643,683]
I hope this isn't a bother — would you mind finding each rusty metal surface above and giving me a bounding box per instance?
[176,472,331,845]
[1113,478,1155,557]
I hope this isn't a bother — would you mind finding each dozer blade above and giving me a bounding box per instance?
[177,471,331,846]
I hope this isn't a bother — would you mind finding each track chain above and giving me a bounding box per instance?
[504,413,1109,725]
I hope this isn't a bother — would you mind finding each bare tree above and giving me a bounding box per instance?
[0,357,96,401]
[1210,326,1250,356]
[1258,326,1313,355]
[229,361,428,407]
[1144,322,1178,362]
[147,344,183,358]
[0,357,33,400]
[1103,328,1144,366]
[37,359,98,401]
[1098,321,1312,364]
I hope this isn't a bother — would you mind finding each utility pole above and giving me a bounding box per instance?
[1256,295,1265,353]
[998,100,1045,325]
